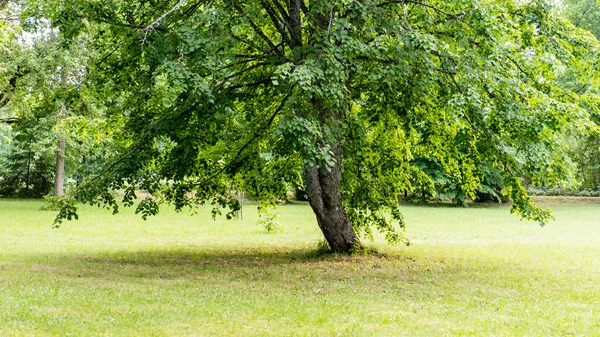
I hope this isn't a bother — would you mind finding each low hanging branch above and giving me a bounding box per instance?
[195,86,294,186]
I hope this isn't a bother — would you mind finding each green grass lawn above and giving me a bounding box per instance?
[1,198,599,336]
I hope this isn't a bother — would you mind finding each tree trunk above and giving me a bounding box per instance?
[304,144,360,253]
[54,72,67,197]
[54,136,65,197]
[25,149,31,198]
[299,4,358,252]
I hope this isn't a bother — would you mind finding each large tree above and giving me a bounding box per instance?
[44,0,599,252]
[2,1,104,199]
[559,0,600,190]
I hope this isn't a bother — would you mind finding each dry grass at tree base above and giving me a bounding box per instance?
[0,198,599,336]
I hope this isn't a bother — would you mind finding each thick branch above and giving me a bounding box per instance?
[230,2,282,56]
[288,0,303,47]
[261,1,293,49]
[271,0,290,23]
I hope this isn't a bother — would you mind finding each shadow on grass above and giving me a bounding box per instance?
[63,245,394,270]
[76,246,335,267]
[10,245,520,286]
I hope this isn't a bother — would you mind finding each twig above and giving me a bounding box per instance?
[379,0,464,19]
[142,0,187,47]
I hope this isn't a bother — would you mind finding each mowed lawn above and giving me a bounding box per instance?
[1,198,599,336]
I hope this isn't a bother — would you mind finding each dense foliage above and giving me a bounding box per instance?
[2,0,599,251]
[562,0,600,40]
[0,127,55,197]
[1,2,111,199]
[560,0,600,191]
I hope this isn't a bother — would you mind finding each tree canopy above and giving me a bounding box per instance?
[1,1,101,199]
[562,0,600,40]
[559,0,600,191]
[13,0,600,252]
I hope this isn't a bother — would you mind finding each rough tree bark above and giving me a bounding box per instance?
[304,99,360,252]
[304,143,360,252]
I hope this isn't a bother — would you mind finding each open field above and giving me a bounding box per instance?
[1,198,599,336]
